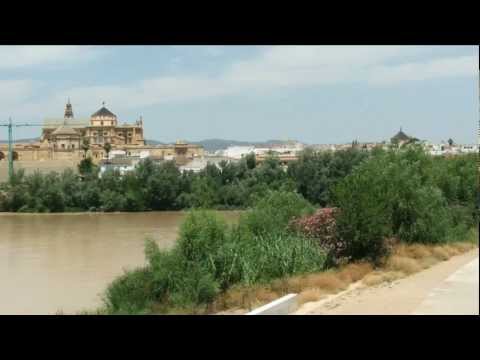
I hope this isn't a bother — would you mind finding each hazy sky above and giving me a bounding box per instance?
[0,45,478,144]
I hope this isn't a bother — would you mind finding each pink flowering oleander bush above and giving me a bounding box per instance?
[290,207,347,264]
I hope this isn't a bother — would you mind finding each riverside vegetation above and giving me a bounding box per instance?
[0,148,368,212]
[0,145,477,314]
[93,146,477,314]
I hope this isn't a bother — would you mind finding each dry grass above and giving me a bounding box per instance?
[363,241,476,288]
[298,288,325,305]
[254,287,279,303]
[337,262,374,283]
[394,244,432,259]
[362,272,385,286]
[281,277,305,293]
[213,240,477,314]
[212,261,374,312]
[362,271,405,286]
[386,256,423,275]
[431,246,450,261]
[301,272,348,292]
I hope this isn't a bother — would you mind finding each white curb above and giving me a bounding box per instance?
[246,294,298,315]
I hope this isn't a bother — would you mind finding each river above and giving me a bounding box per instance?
[0,211,240,315]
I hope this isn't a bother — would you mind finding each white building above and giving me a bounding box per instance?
[460,144,478,154]
[179,156,231,173]
[99,158,137,177]
[222,146,255,159]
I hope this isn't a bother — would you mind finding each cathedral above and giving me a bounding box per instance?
[41,100,146,149]
[0,100,203,164]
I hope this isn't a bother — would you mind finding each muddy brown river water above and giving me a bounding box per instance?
[0,211,240,314]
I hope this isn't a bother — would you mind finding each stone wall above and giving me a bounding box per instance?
[0,143,205,165]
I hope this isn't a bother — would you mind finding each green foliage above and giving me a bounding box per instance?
[141,161,182,210]
[103,194,327,314]
[2,147,371,213]
[100,189,125,212]
[288,148,369,206]
[245,152,256,170]
[78,157,96,176]
[177,210,228,263]
[232,232,326,285]
[104,267,155,314]
[240,190,314,237]
[334,160,392,263]
[103,142,112,159]
[333,147,477,262]
[81,138,90,156]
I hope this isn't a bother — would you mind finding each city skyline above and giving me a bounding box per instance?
[0,45,478,144]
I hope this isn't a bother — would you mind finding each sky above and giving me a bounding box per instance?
[0,45,478,144]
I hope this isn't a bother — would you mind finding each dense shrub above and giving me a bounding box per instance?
[104,267,155,314]
[332,147,476,262]
[103,192,327,314]
[232,232,326,285]
[334,164,392,263]
[177,210,228,263]
[289,207,346,264]
[288,148,369,206]
[240,190,314,237]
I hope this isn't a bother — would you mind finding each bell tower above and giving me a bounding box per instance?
[64,98,74,119]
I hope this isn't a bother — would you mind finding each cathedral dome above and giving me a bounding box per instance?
[91,106,116,118]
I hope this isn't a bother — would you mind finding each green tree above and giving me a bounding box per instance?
[78,157,96,177]
[288,148,369,206]
[143,161,182,210]
[245,152,256,170]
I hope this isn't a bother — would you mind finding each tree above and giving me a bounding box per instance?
[245,152,256,170]
[78,157,96,177]
[448,138,454,147]
[287,148,369,207]
[103,142,112,162]
[81,138,90,158]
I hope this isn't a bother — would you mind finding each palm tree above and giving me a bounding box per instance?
[81,138,90,158]
[103,142,112,162]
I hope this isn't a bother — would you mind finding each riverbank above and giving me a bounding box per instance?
[92,185,478,315]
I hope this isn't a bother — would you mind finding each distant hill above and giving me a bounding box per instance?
[1,137,301,152]
[145,138,302,151]
[0,137,39,144]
